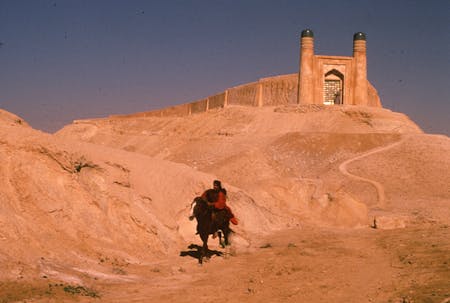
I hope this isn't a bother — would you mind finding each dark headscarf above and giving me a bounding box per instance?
[213,180,222,189]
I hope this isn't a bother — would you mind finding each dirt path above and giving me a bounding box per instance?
[72,226,403,303]
[338,136,407,209]
[2,223,450,303]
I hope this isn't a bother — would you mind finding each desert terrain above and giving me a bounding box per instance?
[0,104,449,303]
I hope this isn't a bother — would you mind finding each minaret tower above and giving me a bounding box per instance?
[297,29,314,104]
[353,32,368,105]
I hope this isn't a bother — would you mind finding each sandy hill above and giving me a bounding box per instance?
[1,105,449,302]
[56,104,448,227]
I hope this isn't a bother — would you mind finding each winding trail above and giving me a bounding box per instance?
[338,135,407,209]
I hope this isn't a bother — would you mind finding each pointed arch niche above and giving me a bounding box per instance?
[323,69,344,105]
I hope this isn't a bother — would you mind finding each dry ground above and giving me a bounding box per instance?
[1,222,449,303]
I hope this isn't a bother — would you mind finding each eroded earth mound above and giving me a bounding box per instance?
[1,105,449,302]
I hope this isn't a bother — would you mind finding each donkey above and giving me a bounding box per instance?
[192,194,232,264]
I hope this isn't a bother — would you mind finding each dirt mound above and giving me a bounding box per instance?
[53,105,444,230]
[1,105,449,302]
[0,109,30,128]
[0,114,278,284]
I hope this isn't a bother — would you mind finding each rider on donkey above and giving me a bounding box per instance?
[190,180,238,226]
[203,180,238,225]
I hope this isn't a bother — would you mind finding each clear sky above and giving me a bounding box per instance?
[1,0,449,135]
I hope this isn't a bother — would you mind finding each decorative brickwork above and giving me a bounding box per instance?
[324,80,341,105]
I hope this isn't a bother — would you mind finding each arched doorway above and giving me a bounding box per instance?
[323,69,344,105]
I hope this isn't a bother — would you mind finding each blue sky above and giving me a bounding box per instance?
[1,0,449,135]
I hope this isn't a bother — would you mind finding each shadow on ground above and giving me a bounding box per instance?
[180,244,223,263]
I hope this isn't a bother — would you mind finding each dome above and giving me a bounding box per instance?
[301,29,314,38]
[353,32,366,41]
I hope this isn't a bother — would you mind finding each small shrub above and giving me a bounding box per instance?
[73,157,98,173]
[112,267,127,275]
[63,285,99,298]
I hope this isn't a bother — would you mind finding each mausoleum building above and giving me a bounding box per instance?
[111,30,382,119]
[298,29,381,107]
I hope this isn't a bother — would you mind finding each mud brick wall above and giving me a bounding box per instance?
[227,82,259,106]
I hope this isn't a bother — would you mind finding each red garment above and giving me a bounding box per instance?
[230,216,238,225]
[201,189,238,225]
[201,189,226,209]
[214,191,227,209]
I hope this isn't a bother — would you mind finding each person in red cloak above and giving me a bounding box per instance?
[202,180,238,225]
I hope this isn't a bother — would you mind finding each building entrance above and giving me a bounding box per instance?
[323,69,344,105]
[324,80,341,105]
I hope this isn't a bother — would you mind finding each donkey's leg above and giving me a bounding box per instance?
[203,240,209,261]
[218,230,225,248]
[223,226,231,246]
[189,201,196,220]
[200,233,209,263]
